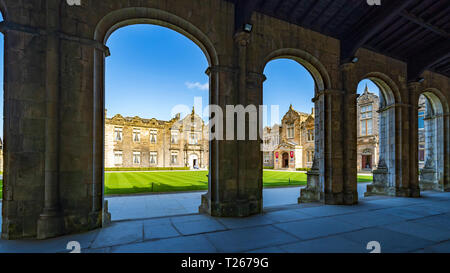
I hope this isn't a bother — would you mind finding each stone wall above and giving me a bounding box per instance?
[1,0,449,239]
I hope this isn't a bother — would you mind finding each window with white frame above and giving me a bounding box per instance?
[133,151,141,164]
[114,127,123,141]
[189,133,198,144]
[149,152,157,165]
[114,151,123,165]
[287,124,294,138]
[150,129,158,144]
[360,104,373,136]
[133,128,141,142]
[264,153,270,163]
[171,152,178,164]
[171,130,179,144]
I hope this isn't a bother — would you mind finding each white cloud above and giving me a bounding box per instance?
[185,81,209,91]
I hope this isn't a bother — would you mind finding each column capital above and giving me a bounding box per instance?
[247,71,267,83]
[234,31,251,47]
[378,102,414,113]
[312,89,345,102]
[407,81,423,92]
[339,62,355,71]
[205,65,238,76]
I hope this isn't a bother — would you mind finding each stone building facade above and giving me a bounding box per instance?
[356,85,380,172]
[105,109,209,169]
[262,124,280,168]
[265,85,392,172]
[264,106,315,170]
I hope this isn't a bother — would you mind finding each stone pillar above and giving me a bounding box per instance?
[406,82,421,196]
[366,95,420,197]
[200,31,264,216]
[366,102,396,196]
[299,88,349,205]
[340,63,358,204]
[36,0,64,240]
[299,157,323,203]
[444,113,450,191]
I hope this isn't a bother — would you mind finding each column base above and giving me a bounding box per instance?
[199,193,262,217]
[365,183,421,197]
[37,211,64,240]
[365,183,394,197]
[323,191,358,205]
[102,200,112,227]
[298,187,323,203]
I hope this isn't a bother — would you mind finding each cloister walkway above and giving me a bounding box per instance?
[1,188,450,253]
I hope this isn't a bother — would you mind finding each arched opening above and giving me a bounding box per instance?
[260,50,328,208]
[95,11,215,222]
[355,80,380,197]
[360,75,400,196]
[418,90,447,191]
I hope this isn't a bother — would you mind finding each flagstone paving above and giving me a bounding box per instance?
[1,190,450,253]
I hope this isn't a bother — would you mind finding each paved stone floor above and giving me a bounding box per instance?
[106,183,370,221]
[1,189,450,253]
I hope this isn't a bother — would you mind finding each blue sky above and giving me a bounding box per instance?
[0,23,379,137]
[105,24,378,127]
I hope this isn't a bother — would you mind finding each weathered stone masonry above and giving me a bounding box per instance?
[0,0,449,240]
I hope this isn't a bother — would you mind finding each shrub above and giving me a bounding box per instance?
[296,168,311,172]
[263,166,274,169]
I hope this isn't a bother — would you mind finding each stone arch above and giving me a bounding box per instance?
[363,72,401,105]
[260,48,332,92]
[91,7,219,222]
[417,88,449,191]
[0,0,7,21]
[419,88,448,115]
[362,73,400,196]
[94,7,219,67]
[260,48,332,204]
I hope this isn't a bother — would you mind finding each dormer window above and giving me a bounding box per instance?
[287,124,294,139]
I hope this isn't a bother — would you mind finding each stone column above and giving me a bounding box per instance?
[36,0,64,239]
[340,63,358,204]
[444,112,450,191]
[366,103,393,196]
[299,88,348,205]
[406,82,421,196]
[366,97,420,197]
[200,31,264,216]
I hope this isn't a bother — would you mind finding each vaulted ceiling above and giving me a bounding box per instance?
[229,0,450,81]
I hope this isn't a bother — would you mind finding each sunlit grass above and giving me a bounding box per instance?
[104,170,373,196]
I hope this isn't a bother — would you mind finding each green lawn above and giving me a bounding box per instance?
[104,171,373,196]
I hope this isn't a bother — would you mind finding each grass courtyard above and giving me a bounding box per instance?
[104,170,373,196]
[0,171,373,199]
